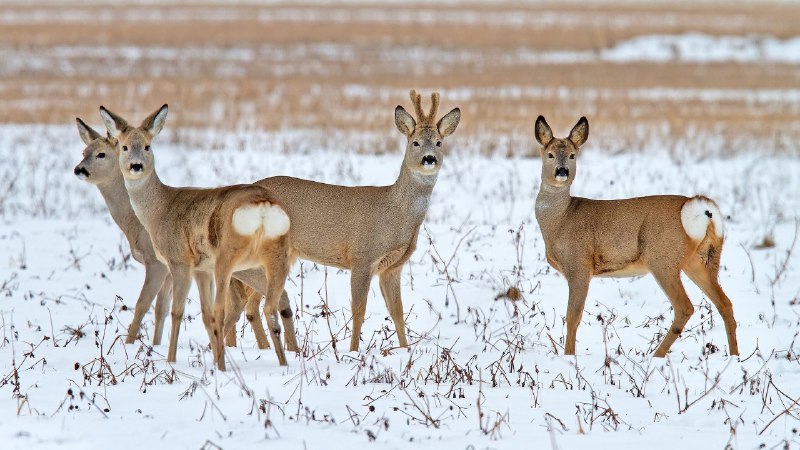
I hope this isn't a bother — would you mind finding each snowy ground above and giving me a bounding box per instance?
[1,125,799,449]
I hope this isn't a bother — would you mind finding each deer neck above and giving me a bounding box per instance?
[95,169,143,240]
[389,162,437,223]
[123,169,169,230]
[535,181,572,234]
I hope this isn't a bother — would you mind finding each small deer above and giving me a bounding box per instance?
[533,116,739,357]
[233,90,461,351]
[99,104,294,370]
[74,118,174,345]
[73,119,298,351]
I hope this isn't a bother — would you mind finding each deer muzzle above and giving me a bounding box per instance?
[421,154,437,166]
[555,167,569,181]
[73,166,89,179]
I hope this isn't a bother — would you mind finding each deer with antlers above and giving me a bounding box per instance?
[224,90,460,352]
[98,104,295,370]
[72,119,299,353]
[533,116,739,357]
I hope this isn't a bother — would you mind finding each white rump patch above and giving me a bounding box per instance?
[262,204,291,238]
[232,203,290,238]
[680,197,724,241]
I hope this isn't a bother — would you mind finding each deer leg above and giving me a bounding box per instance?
[213,263,236,371]
[260,249,290,366]
[349,267,372,352]
[248,292,273,350]
[232,269,273,350]
[651,270,695,358]
[233,270,271,349]
[193,272,222,365]
[224,280,276,349]
[152,273,173,346]
[683,259,739,356]
[379,267,408,348]
[125,261,169,344]
[209,268,232,371]
[564,273,590,356]
[167,264,193,363]
[278,290,300,352]
[225,279,247,348]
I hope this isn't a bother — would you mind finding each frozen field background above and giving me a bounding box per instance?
[0,124,798,449]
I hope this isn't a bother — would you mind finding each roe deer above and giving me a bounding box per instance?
[235,90,461,351]
[73,119,298,351]
[533,116,739,357]
[99,104,294,370]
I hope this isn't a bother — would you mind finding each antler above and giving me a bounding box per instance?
[428,92,440,122]
[408,89,440,126]
[409,89,424,121]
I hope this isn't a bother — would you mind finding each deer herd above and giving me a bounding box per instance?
[72,90,739,371]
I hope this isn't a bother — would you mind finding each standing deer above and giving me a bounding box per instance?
[73,118,173,346]
[228,90,460,351]
[73,119,298,351]
[99,104,294,370]
[533,115,739,357]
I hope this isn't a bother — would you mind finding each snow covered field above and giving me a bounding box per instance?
[0,124,798,449]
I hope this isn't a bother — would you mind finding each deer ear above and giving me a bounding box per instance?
[141,104,168,136]
[534,116,553,146]
[568,116,589,147]
[76,117,102,145]
[395,105,416,137]
[437,108,460,138]
[99,106,128,138]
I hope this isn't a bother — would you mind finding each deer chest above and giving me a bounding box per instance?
[545,248,564,274]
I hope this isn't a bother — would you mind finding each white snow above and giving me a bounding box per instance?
[0,125,799,449]
[603,33,800,64]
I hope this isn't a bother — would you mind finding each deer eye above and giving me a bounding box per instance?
[145,145,151,152]
[436,141,442,147]
[122,146,128,152]
[547,153,554,159]
[96,152,106,159]
[570,154,575,159]
[413,141,420,147]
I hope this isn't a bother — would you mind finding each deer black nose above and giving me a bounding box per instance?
[74,166,89,177]
[129,163,143,172]
[421,154,437,166]
[555,167,569,178]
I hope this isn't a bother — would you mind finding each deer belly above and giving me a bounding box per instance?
[372,245,410,274]
[297,245,350,270]
[593,256,648,278]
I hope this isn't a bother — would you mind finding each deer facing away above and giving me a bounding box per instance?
[99,104,294,370]
[533,116,739,357]
[73,119,298,352]
[226,90,460,352]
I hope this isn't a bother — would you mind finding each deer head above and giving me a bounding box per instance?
[99,104,168,182]
[535,116,589,189]
[73,118,119,184]
[394,90,460,178]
